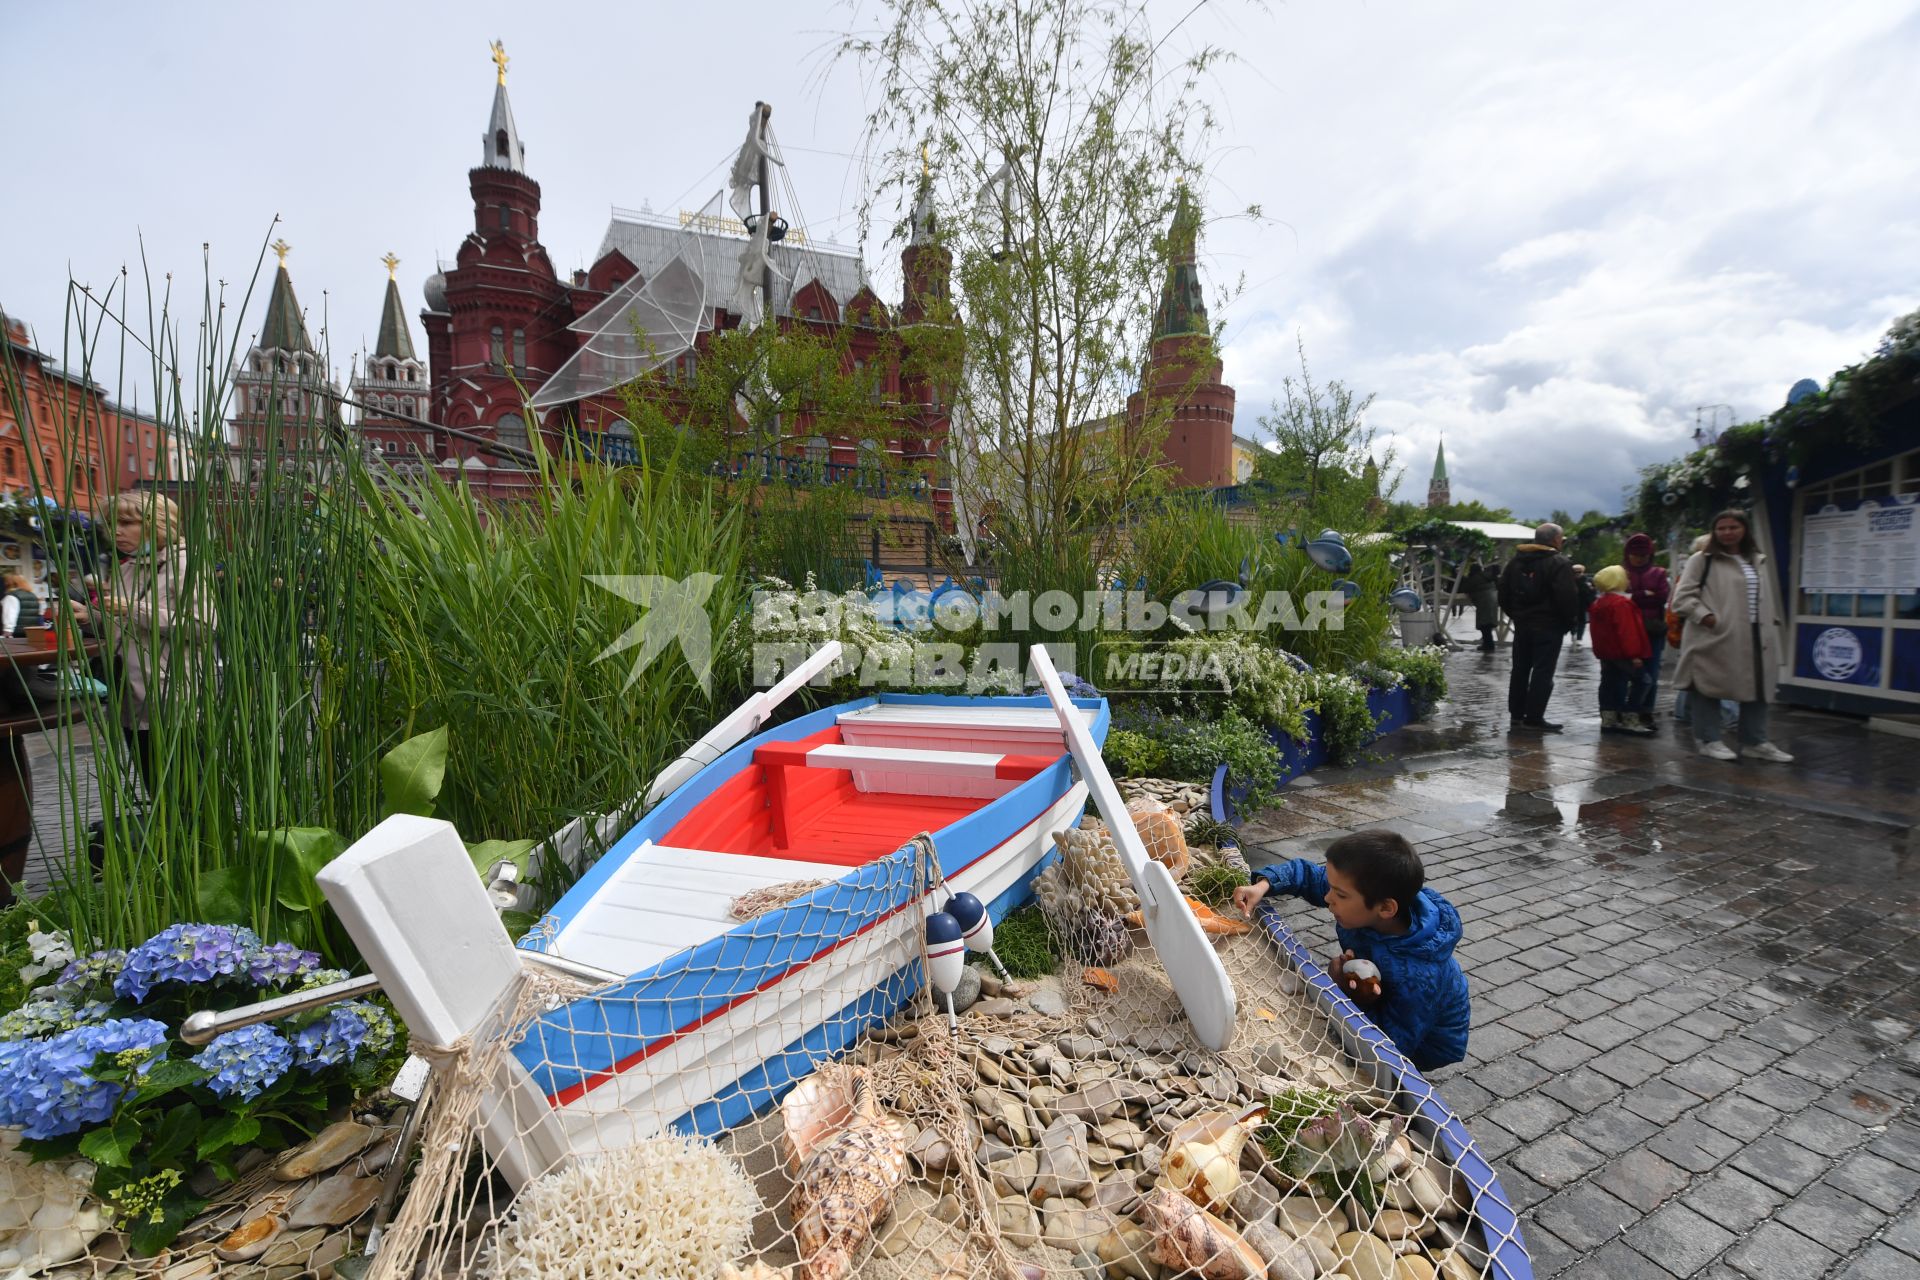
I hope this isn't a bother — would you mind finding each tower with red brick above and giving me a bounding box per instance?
[1128,185,1236,489]
[351,255,436,466]
[418,42,572,460]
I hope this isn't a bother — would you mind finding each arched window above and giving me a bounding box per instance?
[2,447,13,476]
[495,129,510,160]
[88,465,98,491]
[804,435,829,465]
[512,329,526,372]
[403,398,414,416]
[498,205,511,231]
[495,412,528,454]
[490,326,505,372]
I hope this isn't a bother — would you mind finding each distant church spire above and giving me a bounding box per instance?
[482,40,526,172]
[1427,439,1451,508]
[1152,182,1209,340]
[258,243,315,355]
[373,256,417,362]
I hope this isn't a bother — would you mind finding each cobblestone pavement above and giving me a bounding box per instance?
[1242,640,1920,1279]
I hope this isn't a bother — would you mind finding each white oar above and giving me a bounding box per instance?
[643,640,844,808]
[1029,646,1238,1051]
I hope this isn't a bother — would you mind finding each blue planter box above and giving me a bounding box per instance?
[1210,684,1414,825]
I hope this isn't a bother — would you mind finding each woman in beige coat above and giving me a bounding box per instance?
[1670,509,1793,763]
[97,493,211,790]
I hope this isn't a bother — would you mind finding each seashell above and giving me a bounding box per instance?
[1132,809,1191,880]
[1163,1105,1264,1214]
[214,1214,285,1263]
[719,1264,792,1280]
[780,1064,860,1173]
[791,1069,908,1280]
[1082,967,1120,995]
[1137,1188,1267,1280]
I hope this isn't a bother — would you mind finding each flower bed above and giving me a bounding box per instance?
[1211,683,1417,825]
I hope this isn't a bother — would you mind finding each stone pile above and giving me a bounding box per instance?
[1114,780,1211,817]
[0,1109,404,1280]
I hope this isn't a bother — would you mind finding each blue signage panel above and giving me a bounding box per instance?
[1794,623,1882,687]
[1893,630,1920,695]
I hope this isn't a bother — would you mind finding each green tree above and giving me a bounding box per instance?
[842,0,1242,596]
[1255,336,1380,514]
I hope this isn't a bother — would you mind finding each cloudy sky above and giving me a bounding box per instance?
[5,0,1916,517]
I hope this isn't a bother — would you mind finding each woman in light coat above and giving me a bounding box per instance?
[1670,509,1792,763]
[97,493,211,790]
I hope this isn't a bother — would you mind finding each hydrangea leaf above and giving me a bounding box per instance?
[197,1112,260,1160]
[379,726,448,819]
[78,1117,139,1169]
[150,1101,199,1166]
[132,1057,207,1103]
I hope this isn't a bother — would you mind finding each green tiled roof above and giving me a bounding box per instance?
[259,264,315,355]
[1153,185,1208,340]
[374,277,417,361]
[1431,440,1448,483]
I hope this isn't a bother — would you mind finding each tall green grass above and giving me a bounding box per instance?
[355,445,749,905]
[13,256,389,960]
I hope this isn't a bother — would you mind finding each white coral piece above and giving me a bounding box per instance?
[482,1134,759,1280]
[0,1130,107,1279]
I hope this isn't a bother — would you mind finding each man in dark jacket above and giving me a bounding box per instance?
[1498,523,1581,731]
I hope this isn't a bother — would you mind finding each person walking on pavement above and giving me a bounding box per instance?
[1567,565,1596,646]
[1498,522,1581,732]
[1671,509,1793,763]
[1623,532,1670,731]
[1460,560,1501,651]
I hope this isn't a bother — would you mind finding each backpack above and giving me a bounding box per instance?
[1507,560,1548,612]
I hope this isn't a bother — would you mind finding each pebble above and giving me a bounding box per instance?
[1276,971,1303,997]
[1336,1231,1399,1280]
[1041,1201,1110,1254]
[1230,1176,1282,1228]
[214,1216,284,1263]
[991,1151,1038,1198]
[1431,1248,1478,1280]
[1055,1079,1150,1123]
[1243,1221,1319,1280]
[1095,1222,1157,1280]
[1035,1116,1095,1200]
[287,1173,381,1230]
[979,972,1005,998]
[1028,987,1069,1018]
[272,1122,375,1182]
[994,1197,1041,1249]
[1091,1174,1141,1217]
[1097,1119,1142,1153]
[1058,1033,1102,1060]
[972,997,1017,1018]
[910,1126,955,1174]
[951,964,983,1014]
[1396,1257,1438,1280]
[1071,1251,1106,1280]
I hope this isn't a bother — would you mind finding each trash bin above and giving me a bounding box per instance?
[1399,611,1437,648]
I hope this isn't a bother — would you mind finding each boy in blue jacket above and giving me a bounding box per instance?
[1233,830,1470,1071]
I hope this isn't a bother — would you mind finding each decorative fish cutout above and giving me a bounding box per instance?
[790,1069,908,1280]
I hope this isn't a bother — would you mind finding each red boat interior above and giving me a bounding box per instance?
[662,725,1062,866]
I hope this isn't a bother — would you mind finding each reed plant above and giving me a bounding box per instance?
[10,255,389,961]
[355,441,749,905]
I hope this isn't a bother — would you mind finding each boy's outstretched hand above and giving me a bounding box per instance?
[1232,879,1269,919]
[1331,950,1383,1007]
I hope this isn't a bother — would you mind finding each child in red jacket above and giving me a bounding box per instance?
[1590,565,1654,734]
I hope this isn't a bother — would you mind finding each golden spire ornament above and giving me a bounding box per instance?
[382,252,400,280]
[490,39,509,84]
[272,239,291,268]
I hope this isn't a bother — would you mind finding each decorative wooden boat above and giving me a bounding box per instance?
[321,677,1105,1186]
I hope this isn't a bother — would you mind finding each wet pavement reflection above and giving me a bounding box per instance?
[1244,642,1920,1277]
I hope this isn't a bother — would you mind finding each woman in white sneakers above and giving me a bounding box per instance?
[1670,509,1793,763]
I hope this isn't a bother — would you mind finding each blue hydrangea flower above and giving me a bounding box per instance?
[245,941,322,988]
[49,949,126,999]
[0,997,113,1041]
[296,968,351,992]
[0,1018,168,1139]
[291,1001,394,1072]
[191,1024,292,1101]
[115,924,265,1002]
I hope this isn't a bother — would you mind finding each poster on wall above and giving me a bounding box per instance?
[1799,495,1920,596]
[1794,623,1882,688]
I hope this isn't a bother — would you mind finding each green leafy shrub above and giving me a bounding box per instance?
[1104,729,1167,778]
[1155,711,1284,816]
[1371,645,1448,718]
[1305,673,1381,766]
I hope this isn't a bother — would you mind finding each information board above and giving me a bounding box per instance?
[1798,495,1920,596]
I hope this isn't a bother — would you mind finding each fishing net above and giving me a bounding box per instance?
[340,803,1524,1280]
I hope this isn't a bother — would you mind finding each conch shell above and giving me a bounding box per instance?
[789,1067,908,1280]
[1131,808,1192,880]
[1137,1188,1267,1280]
[719,1265,792,1280]
[780,1064,860,1173]
[1163,1105,1264,1214]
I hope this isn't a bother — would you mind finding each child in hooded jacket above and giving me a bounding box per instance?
[1233,830,1470,1071]
[1590,565,1655,734]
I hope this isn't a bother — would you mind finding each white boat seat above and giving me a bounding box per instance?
[754,741,1058,782]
